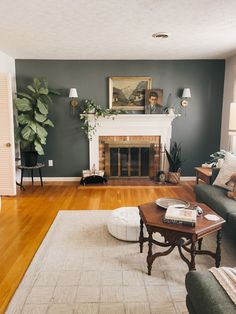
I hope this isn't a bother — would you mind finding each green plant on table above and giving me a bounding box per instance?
[209,150,226,163]
[14,78,60,155]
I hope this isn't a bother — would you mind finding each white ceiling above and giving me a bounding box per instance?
[1,0,236,59]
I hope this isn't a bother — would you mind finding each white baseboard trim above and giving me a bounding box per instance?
[22,177,81,182]
[22,176,195,182]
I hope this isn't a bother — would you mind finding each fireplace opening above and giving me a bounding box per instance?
[99,136,161,178]
[108,145,150,177]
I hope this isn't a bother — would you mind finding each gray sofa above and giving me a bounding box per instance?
[186,168,236,314]
[194,168,236,240]
[185,270,236,314]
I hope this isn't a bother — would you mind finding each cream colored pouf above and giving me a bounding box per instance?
[107,207,147,241]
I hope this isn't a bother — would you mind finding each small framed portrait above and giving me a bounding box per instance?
[145,88,163,114]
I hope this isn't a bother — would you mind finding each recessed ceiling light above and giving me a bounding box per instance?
[152,32,169,39]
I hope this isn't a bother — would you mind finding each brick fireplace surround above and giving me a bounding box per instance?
[99,136,161,178]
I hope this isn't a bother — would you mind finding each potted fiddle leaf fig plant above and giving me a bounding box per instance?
[14,78,60,166]
[165,141,183,184]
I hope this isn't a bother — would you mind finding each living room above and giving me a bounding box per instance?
[0,1,236,313]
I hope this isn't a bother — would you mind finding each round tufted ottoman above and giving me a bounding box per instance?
[107,207,147,241]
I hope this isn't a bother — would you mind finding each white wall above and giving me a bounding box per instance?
[220,54,236,150]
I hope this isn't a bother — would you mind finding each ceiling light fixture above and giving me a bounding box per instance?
[152,32,169,39]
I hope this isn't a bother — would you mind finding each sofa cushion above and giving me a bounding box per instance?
[228,212,236,234]
[194,184,236,220]
[213,152,236,191]
[185,271,236,314]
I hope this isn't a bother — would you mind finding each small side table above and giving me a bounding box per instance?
[17,163,45,187]
[195,167,212,184]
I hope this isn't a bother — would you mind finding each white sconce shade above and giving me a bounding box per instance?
[69,88,78,98]
[69,88,79,115]
[181,88,191,107]
[182,88,191,98]
[229,102,236,135]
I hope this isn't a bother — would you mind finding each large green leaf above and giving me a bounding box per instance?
[21,125,35,141]
[34,139,44,155]
[21,139,30,150]
[15,98,32,112]
[43,119,54,127]
[37,99,48,114]
[37,135,46,145]
[17,113,31,125]
[29,121,37,133]
[27,85,36,93]
[33,78,41,91]
[38,87,48,95]
[36,123,48,138]
[14,128,21,143]
[35,111,47,123]
[40,95,52,104]
[17,92,34,101]
[40,94,52,104]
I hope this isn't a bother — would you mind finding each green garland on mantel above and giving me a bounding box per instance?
[80,99,124,140]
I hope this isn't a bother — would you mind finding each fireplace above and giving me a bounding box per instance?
[86,114,179,174]
[99,136,160,178]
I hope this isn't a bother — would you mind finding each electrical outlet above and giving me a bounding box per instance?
[48,160,53,167]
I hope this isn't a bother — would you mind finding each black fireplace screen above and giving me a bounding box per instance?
[107,146,150,177]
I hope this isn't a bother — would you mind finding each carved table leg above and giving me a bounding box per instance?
[198,238,203,251]
[190,241,196,271]
[215,230,222,268]
[139,218,144,253]
[147,231,153,276]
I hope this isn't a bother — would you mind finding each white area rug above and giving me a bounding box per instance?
[6,210,236,314]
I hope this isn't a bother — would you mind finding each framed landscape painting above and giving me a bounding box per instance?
[109,76,152,111]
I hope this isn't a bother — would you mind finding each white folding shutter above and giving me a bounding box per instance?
[0,73,16,196]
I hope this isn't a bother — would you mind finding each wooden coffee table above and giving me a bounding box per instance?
[138,202,225,275]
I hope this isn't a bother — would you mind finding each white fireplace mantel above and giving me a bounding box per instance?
[87,114,179,171]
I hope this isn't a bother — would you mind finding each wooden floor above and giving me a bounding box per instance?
[0,181,195,313]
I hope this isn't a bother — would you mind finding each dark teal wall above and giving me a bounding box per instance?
[15,60,225,176]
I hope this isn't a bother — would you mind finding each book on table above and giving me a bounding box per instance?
[163,205,197,227]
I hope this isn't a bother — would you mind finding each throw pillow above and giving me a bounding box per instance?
[213,152,236,191]
[226,173,236,200]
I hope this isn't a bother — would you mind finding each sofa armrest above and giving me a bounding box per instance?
[185,271,236,314]
[211,167,220,184]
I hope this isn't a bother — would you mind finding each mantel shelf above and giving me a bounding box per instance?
[82,113,181,118]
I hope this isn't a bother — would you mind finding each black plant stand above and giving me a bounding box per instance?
[17,163,45,188]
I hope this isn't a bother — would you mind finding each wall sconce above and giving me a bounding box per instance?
[181,88,191,107]
[229,102,236,153]
[69,88,78,114]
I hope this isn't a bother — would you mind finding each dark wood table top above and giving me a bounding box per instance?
[138,202,225,237]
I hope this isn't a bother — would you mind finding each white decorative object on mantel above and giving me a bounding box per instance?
[87,114,180,172]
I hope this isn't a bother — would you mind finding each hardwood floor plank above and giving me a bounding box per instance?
[0,182,195,313]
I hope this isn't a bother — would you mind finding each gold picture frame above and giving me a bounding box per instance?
[109,76,152,111]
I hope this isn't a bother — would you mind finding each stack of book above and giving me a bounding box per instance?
[163,205,197,227]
